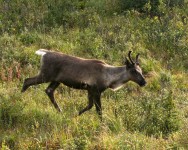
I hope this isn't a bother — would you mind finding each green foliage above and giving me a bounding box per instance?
[1,0,186,34]
[115,90,181,138]
[0,92,24,129]
[139,91,181,137]
[120,0,150,12]
[1,140,11,150]
[165,0,185,7]
[19,32,41,46]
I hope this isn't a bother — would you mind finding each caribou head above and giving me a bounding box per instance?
[125,51,146,87]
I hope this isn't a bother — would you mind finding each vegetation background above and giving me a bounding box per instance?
[0,0,188,149]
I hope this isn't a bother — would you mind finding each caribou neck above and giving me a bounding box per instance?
[107,66,129,91]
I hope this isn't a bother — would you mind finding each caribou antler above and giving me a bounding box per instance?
[128,51,134,64]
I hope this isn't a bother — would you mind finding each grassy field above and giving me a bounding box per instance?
[0,0,188,149]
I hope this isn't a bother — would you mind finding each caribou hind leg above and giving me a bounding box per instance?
[45,81,61,112]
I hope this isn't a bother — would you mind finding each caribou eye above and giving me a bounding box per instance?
[131,70,137,74]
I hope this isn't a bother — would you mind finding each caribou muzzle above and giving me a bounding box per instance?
[139,80,146,87]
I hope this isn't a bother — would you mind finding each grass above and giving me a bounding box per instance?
[0,77,187,149]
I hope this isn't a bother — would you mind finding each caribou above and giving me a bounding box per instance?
[21,49,146,119]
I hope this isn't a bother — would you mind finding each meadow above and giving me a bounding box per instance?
[0,0,188,149]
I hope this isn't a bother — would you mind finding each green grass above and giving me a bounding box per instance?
[0,78,187,149]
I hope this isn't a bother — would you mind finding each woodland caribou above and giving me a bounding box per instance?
[21,49,146,119]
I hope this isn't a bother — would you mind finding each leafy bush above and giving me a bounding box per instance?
[19,32,41,46]
[139,91,181,137]
[117,90,181,137]
[0,93,24,129]
[1,0,186,34]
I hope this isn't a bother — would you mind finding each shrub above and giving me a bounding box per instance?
[139,90,181,137]
[19,32,41,46]
[0,93,24,129]
[117,90,181,137]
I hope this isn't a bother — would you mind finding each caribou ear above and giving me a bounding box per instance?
[136,53,140,65]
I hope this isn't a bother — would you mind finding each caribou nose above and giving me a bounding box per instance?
[140,80,146,87]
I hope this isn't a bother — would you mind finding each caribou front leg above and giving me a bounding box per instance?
[79,90,94,115]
